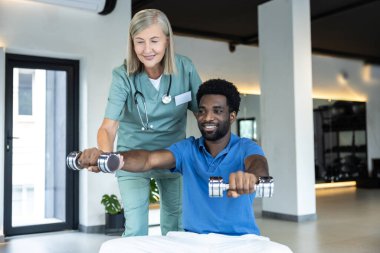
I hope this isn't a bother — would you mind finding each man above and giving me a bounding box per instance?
[80,79,292,252]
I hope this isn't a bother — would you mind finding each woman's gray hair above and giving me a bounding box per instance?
[126,9,176,75]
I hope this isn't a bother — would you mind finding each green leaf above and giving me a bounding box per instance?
[149,178,160,204]
[101,194,122,215]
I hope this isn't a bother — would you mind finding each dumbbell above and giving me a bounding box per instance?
[208,176,274,198]
[66,151,121,173]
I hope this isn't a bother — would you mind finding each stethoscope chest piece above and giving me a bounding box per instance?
[133,74,172,131]
[162,94,172,104]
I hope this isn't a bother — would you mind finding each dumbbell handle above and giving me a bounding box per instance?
[66,151,121,173]
[209,176,274,198]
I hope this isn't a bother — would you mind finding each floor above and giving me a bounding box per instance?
[0,187,379,253]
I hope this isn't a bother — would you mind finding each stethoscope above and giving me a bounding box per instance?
[133,74,172,131]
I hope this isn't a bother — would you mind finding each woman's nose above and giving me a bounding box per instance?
[143,42,152,52]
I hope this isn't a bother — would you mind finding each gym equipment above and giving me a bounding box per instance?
[66,151,121,173]
[209,176,274,198]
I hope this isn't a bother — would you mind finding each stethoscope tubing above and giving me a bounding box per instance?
[133,74,172,130]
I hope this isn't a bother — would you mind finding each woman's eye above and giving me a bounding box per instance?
[135,40,144,44]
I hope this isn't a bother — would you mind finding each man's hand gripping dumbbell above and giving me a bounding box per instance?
[66,148,123,173]
[209,175,274,198]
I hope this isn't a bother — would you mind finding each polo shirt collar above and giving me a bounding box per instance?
[198,133,238,156]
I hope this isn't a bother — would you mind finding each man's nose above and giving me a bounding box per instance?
[205,111,215,121]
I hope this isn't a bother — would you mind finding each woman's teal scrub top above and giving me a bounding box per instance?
[104,54,202,176]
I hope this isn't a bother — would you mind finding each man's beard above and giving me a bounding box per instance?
[199,119,230,141]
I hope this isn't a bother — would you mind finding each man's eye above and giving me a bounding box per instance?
[214,109,223,114]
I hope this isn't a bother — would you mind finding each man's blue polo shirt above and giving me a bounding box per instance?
[167,133,265,236]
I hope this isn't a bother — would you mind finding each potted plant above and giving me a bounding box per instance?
[101,194,125,234]
[101,179,160,234]
[149,178,160,209]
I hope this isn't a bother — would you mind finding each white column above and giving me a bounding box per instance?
[0,47,5,241]
[259,0,316,221]
[366,65,380,175]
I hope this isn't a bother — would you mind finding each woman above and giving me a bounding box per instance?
[96,9,201,236]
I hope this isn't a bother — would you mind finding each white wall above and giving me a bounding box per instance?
[0,0,131,234]
[1,0,380,236]
[174,36,261,94]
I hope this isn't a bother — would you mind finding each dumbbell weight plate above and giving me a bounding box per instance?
[67,151,83,171]
[97,153,121,173]
[255,177,274,198]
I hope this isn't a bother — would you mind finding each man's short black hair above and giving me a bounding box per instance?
[196,79,241,114]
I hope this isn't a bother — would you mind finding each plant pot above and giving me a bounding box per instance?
[149,202,160,210]
[105,212,125,234]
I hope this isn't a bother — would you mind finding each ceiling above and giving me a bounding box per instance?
[132,0,380,64]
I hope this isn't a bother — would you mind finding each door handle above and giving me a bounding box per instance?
[6,134,19,151]
[7,136,19,140]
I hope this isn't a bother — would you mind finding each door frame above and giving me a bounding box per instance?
[4,53,79,236]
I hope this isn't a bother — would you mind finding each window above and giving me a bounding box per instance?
[18,72,33,115]
[237,117,257,141]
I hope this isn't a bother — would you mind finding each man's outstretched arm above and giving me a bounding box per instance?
[245,154,269,180]
[79,148,176,172]
[227,155,269,198]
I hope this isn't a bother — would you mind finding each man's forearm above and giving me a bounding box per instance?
[119,149,176,172]
[245,155,269,183]
[79,148,175,173]
[119,150,152,172]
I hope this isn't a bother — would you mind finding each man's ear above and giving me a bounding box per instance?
[230,111,237,123]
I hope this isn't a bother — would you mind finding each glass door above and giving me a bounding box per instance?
[4,54,79,235]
